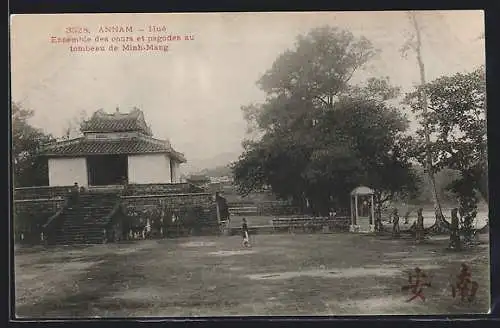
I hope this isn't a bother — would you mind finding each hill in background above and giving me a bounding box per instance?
[199,165,233,178]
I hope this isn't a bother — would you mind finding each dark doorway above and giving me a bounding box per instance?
[87,155,128,186]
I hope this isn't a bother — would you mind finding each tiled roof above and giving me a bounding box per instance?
[81,108,152,135]
[41,137,186,163]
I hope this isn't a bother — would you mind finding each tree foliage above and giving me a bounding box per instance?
[411,166,462,205]
[233,27,419,215]
[404,67,487,241]
[12,102,55,187]
[62,109,88,139]
[404,67,487,198]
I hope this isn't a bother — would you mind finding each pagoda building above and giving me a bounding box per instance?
[41,107,186,187]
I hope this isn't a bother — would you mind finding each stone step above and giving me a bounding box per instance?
[78,196,118,200]
[62,216,111,222]
[63,215,111,221]
[67,205,116,210]
[58,235,104,241]
[63,218,110,223]
[65,209,112,214]
[75,197,118,201]
[56,233,103,238]
[63,214,111,219]
[63,213,109,222]
[63,216,111,222]
[55,239,104,245]
[51,194,120,245]
[68,204,115,208]
[58,229,104,233]
[56,232,103,237]
[61,221,104,226]
[56,230,104,237]
[58,233,105,239]
[79,198,118,201]
[57,228,104,233]
[57,241,105,244]
[61,226,109,231]
[60,226,105,231]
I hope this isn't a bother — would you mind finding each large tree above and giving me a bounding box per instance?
[404,67,487,242]
[233,27,419,216]
[401,12,446,226]
[12,102,55,187]
[62,109,88,140]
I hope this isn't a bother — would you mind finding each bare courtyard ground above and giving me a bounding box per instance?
[14,232,490,318]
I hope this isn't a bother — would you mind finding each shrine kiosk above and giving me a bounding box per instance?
[350,186,375,233]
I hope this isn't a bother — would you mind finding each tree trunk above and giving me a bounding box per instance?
[374,193,384,231]
[409,12,445,228]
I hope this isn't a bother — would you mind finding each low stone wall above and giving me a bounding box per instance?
[228,201,300,216]
[14,186,70,200]
[121,192,219,236]
[13,186,220,244]
[14,183,204,200]
[123,183,203,196]
[258,203,301,216]
[13,198,65,244]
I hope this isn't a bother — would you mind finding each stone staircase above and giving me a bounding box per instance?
[53,192,120,245]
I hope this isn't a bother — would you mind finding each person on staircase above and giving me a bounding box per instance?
[68,182,80,209]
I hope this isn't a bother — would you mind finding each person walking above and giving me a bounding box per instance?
[242,218,251,247]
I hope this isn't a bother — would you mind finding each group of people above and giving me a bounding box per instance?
[389,208,425,240]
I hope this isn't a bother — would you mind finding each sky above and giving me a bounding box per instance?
[10,11,485,173]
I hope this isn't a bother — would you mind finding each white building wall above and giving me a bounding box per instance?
[128,154,172,184]
[170,159,181,183]
[48,157,88,187]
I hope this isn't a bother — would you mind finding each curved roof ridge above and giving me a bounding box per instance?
[81,107,152,136]
[43,137,85,150]
[135,134,169,147]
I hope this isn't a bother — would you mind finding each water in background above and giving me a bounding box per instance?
[385,209,489,229]
[229,208,489,229]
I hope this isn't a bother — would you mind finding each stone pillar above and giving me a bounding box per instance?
[370,194,375,224]
[354,195,359,226]
[350,196,354,232]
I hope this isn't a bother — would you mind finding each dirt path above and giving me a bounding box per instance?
[14,234,490,317]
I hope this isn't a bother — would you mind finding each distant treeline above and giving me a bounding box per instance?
[213,163,486,209]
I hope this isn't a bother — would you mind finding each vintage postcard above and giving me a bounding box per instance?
[10,11,489,318]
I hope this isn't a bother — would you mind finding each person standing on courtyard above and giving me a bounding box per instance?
[416,208,425,242]
[242,218,251,247]
[392,208,401,238]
